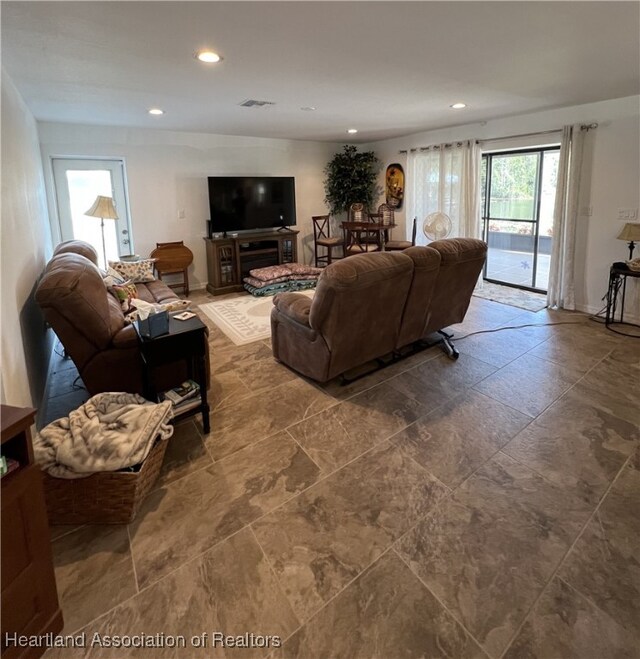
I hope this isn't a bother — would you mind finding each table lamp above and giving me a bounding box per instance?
[84,195,119,268]
[617,222,640,260]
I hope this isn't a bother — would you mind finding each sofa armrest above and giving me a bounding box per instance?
[112,325,139,348]
[273,293,312,327]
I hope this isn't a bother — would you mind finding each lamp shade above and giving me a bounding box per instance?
[84,195,119,220]
[616,222,640,242]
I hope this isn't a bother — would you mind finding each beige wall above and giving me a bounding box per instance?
[38,123,341,287]
[1,70,54,407]
[365,95,640,320]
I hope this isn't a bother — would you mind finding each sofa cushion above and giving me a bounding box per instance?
[308,251,414,379]
[273,292,312,327]
[424,238,488,334]
[135,280,181,305]
[397,246,441,348]
[428,238,487,263]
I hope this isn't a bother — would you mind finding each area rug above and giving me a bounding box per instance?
[473,281,547,312]
[199,290,315,345]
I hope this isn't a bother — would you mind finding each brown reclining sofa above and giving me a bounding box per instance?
[271,238,487,382]
[36,240,208,395]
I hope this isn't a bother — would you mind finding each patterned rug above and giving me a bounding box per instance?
[473,282,548,312]
[199,290,315,345]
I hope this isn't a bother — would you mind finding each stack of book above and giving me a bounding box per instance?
[160,380,201,415]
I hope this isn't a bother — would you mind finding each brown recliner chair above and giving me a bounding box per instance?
[422,238,487,357]
[396,245,442,348]
[271,251,415,382]
[36,240,206,395]
[271,238,487,382]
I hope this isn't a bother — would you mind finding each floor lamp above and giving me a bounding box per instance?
[84,195,119,268]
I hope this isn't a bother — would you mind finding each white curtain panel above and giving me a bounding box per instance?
[408,140,481,245]
[547,125,585,310]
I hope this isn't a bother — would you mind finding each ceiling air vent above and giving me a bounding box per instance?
[239,99,276,108]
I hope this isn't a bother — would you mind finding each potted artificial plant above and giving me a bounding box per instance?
[323,145,381,215]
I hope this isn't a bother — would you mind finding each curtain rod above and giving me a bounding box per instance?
[398,123,598,154]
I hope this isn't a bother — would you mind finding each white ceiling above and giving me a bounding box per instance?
[2,1,639,142]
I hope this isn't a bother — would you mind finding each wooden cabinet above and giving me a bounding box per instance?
[1,405,63,658]
[204,230,299,295]
[205,239,239,294]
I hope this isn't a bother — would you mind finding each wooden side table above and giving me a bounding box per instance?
[1,405,63,658]
[150,241,194,296]
[134,314,211,433]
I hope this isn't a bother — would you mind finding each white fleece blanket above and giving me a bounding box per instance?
[35,393,174,479]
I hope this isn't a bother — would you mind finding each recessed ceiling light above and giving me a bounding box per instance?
[148,108,164,115]
[196,50,222,63]
[301,106,316,111]
[347,128,358,134]
[450,103,467,109]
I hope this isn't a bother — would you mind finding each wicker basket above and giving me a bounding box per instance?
[41,439,167,525]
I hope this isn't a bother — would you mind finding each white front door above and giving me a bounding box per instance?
[52,158,133,269]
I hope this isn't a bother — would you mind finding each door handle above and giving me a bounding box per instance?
[122,229,129,235]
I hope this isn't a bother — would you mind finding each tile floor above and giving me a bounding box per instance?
[42,291,639,658]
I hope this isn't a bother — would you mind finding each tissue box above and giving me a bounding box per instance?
[138,310,169,338]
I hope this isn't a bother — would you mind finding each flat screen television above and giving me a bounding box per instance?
[208,176,296,233]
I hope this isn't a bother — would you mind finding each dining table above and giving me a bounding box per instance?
[341,220,397,253]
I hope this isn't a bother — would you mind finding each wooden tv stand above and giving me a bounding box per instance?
[204,230,298,295]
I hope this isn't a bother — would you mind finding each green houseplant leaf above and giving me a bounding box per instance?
[324,145,382,215]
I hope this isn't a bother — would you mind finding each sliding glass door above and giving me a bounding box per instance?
[481,147,559,292]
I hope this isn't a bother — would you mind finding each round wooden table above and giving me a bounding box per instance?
[150,241,194,295]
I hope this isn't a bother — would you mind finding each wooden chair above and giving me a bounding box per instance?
[343,223,381,256]
[312,215,343,267]
[386,217,418,251]
[149,241,194,295]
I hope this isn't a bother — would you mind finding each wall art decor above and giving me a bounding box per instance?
[385,163,404,209]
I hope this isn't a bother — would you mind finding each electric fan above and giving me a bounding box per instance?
[423,212,453,241]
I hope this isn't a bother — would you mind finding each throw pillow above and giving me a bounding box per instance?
[111,283,139,313]
[102,266,127,288]
[109,259,156,283]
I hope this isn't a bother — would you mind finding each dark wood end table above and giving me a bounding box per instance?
[606,265,640,330]
[134,314,211,433]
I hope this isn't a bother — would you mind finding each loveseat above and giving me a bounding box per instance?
[36,240,207,395]
[270,238,487,382]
